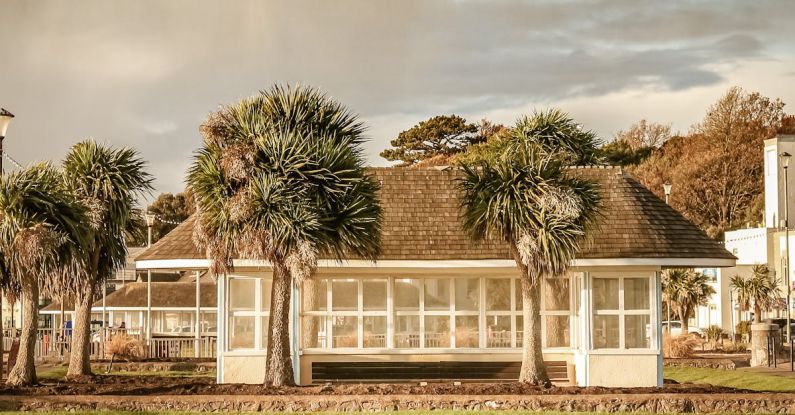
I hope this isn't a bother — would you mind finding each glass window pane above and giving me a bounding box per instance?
[625,315,651,348]
[486,279,511,311]
[455,278,480,311]
[544,278,570,311]
[363,316,387,348]
[424,279,450,311]
[229,316,255,350]
[332,316,358,348]
[593,315,619,349]
[544,315,570,348]
[624,278,650,310]
[395,315,420,348]
[593,278,619,310]
[486,315,512,348]
[202,312,217,334]
[363,280,387,311]
[261,279,272,311]
[332,280,358,311]
[302,279,327,311]
[395,279,420,310]
[229,279,256,311]
[301,315,328,348]
[455,316,479,348]
[260,315,269,349]
[424,316,450,348]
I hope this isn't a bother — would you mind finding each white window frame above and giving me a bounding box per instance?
[591,274,654,350]
[225,276,271,352]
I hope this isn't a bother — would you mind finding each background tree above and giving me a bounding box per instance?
[458,109,600,385]
[189,85,382,386]
[632,87,785,238]
[731,264,781,323]
[0,164,86,386]
[598,120,672,167]
[661,269,716,333]
[146,191,195,243]
[380,115,486,165]
[60,140,152,377]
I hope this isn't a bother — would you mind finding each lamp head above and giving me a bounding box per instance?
[781,152,792,169]
[144,212,156,227]
[663,182,673,196]
[0,108,14,138]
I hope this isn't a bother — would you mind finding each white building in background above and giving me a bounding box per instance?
[699,135,795,332]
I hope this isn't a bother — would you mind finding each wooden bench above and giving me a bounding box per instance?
[311,361,569,383]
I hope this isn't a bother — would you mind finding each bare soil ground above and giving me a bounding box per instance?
[0,375,750,396]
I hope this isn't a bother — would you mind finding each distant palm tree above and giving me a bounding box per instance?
[0,164,87,386]
[661,269,716,333]
[59,140,152,377]
[458,114,600,385]
[188,85,382,386]
[731,264,781,323]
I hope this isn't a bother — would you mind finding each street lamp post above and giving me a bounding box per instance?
[0,108,12,381]
[0,109,14,174]
[663,182,673,332]
[144,212,156,345]
[780,151,792,370]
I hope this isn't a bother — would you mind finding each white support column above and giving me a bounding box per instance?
[216,273,225,384]
[195,271,200,358]
[146,270,152,345]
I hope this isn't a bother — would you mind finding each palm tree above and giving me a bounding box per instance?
[188,85,382,386]
[0,164,87,385]
[458,136,599,385]
[57,140,152,377]
[661,269,716,333]
[730,264,780,323]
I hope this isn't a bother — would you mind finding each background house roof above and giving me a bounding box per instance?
[136,166,734,263]
[41,282,217,311]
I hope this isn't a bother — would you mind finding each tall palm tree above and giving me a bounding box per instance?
[661,269,716,333]
[730,264,780,323]
[189,85,382,386]
[58,140,152,377]
[0,164,87,385]
[458,142,599,385]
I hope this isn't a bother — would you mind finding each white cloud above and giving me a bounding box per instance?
[143,120,179,136]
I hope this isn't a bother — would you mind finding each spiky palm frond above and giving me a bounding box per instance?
[188,85,382,277]
[61,140,153,289]
[0,163,88,291]
[458,145,599,277]
[662,269,716,315]
[508,109,602,166]
[730,264,780,313]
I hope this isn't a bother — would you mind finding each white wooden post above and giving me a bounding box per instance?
[195,271,200,358]
[146,270,152,346]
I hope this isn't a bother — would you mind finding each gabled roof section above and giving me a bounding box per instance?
[136,166,734,263]
[41,282,217,311]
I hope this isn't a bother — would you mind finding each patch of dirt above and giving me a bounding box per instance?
[0,375,751,396]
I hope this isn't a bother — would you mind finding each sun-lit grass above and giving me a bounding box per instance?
[0,412,767,415]
[664,366,795,392]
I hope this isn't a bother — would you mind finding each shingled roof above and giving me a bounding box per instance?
[41,282,217,311]
[136,166,734,263]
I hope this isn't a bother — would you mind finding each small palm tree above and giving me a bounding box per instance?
[731,264,781,323]
[661,269,716,333]
[0,164,87,386]
[458,111,600,385]
[58,140,152,377]
[189,85,382,386]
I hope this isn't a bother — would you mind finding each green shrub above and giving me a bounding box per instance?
[736,321,751,336]
[705,325,724,342]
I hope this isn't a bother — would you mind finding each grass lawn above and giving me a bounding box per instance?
[664,366,795,392]
[0,412,763,415]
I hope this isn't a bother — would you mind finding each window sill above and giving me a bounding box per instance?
[299,348,579,355]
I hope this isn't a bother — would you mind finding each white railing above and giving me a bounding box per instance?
[148,336,216,359]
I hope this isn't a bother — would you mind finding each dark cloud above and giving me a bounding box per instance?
[0,0,793,195]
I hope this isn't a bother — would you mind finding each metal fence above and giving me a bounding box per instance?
[2,328,216,360]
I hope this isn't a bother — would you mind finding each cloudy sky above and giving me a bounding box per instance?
[1,0,794,199]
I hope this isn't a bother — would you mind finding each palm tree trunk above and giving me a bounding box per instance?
[508,242,549,385]
[755,303,762,323]
[264,260,295,386]
[679,304,690,334]
[6,276,38,386]
[0,290,4,381]
[67,282,95,377]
